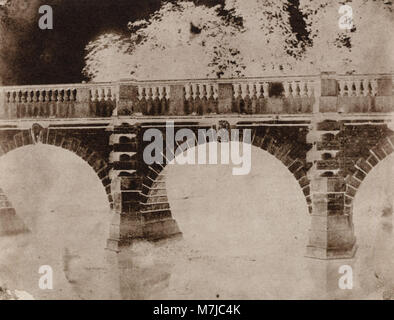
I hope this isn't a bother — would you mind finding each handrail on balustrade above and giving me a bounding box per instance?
[0,72,392,92]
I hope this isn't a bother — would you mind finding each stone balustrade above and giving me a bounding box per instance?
[0,72,392,119]
[0,82,118,119]
[320,73,393,113]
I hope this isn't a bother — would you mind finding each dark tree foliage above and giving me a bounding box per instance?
[0,0,309,85]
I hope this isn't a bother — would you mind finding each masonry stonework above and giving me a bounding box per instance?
[0,73,392,296]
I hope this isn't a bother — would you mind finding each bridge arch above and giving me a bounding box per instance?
[141,129,312,216]
[0,127,113,208]
[345,134,394,210]
[131,134,313,299]
[0,140,120,299]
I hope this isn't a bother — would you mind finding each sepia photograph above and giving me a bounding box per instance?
[0,0,393,304]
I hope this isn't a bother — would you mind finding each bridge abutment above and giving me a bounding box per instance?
[306,121,357,260]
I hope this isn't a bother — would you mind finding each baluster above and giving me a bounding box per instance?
[32,90,37,103]
[71,89,78,102]
[39,90,44,102]
[195,84,202,115]
[207,84,213,101]
[152,87,159,115]
[45,90,50,103]
[184,84,192,115]
[234,83,242,113]
[255,83,262,99]
[232,83,237,100]
[239,83,246,100]
[147,87,153,101]
[289,81,295,97]
[192,83,199,101]
[354,80,361,96]
[158,86,165,115]
[138,87,146,114]
[22,91,27,103]
[185,84,192,101]
[338,80,346,97]
[283,81,291,98]
[141,87,147,101]
[42,91,49,117]
[362,79,370,96]
[307,81,314,97]
[371,79,378,96]
[106,87,111,101]
[213,84,218,101]
[207,84,215,113]
[236,83,242,100]
[346,80,354,96]
[250,83,258,114]
[146,87,153,115]
[153,87,159,101]
[99,88,104,102]
[137,86,143,101]
[158,86,164,102]
[93,89,99,102]
[190,84,196,102]
[18,91,26,118]
[262,82,269,98]
[201,84,208,114]
[201,84,207,100]
[299,81,307,97]
[344,81,349,96]
[107,88,114,116]
[245,83,252,114]
[49,91,55,116]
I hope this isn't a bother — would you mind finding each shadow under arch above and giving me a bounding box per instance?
[350,145,394,299]
[0,126,113,207]
[137,126,313,245]
[345,134,394,211]
[130,139,313,299]
[141,129,312,217]
[0,140,120,300]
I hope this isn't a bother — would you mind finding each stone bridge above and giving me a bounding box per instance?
[0,72,393,265]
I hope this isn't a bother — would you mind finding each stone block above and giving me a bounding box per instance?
[217,83,233,113]
[377,78,392,96]
[321,78,338,97]
[169,85,185,115]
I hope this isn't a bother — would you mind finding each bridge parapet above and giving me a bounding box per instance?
[320,73,393,113]
[0,82,118,119]
[0,72,392,120]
